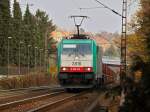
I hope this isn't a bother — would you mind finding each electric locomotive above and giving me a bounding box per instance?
[57,34,103,89]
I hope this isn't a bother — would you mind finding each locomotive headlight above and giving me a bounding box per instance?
[62,67,67,71]
[75,56,79,60]
[87,68,91,71]
[84,67,92,72]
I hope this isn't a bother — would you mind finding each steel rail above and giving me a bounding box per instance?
[27,92,84,112]
[0,91,64,111]
[0,86,64,100]
[0,85,62,92]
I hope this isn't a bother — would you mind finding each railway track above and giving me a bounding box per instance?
[27,93,81,112]
[0,85,117,112]
[0,90,29,98]
[26,91,98,112]
[0,86,64,104]
[0,89,94,112]
[0,91,65,112]
[0,85,62,93]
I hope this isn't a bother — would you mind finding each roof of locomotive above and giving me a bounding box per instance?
[59,34,97,45]
[65,34,90,39]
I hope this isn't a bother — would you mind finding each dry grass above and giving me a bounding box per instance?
[0,73,58,89]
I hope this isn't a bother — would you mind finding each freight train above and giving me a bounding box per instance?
[57,34,104,89]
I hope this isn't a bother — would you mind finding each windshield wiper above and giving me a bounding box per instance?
[68,52,74,56]
[78,52,85,57]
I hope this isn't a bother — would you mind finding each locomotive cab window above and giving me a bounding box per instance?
[62,44,92,55]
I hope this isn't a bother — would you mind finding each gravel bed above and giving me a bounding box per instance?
[0,89,52,104]
[1,93,72,112]
[46,91,99,112]
[0,86,63,104]
[0,90,28,98]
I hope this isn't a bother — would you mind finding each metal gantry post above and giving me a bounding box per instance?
[34,47,37,72]
[121,0,127,77]
[19,42,21,75]
[94,1,127,74]
[40,49,43,72]
[7,37,12,77]
[119,0,128,104]
[19,41,23,75]
[45,29,48,73]
[45,49,48,73]
[28,45,31,75]
[7,38,10,77]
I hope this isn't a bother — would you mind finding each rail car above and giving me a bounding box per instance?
[57,34,104,89]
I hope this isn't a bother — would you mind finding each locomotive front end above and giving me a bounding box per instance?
[57,39,96,88]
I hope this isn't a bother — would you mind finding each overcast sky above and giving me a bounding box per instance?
[12,0,138,33]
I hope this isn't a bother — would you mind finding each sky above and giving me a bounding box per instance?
[11,0,139,33]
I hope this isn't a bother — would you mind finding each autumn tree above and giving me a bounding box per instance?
[137,1,150,108]
[127,34,147,62]
[120,0,150,111]
[104,44,119,57]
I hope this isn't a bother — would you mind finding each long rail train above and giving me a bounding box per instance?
[57,34,104,89]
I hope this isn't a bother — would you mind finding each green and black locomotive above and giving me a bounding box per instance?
[57,34,103,89]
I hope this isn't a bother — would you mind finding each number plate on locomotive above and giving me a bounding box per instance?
[72,62,81,66]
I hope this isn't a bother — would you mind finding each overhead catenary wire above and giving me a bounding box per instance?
[78,0,123,17]
[79,6,105,10]
[94,0,123,17]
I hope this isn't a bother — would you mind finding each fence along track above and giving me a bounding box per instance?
[0,91,64,111]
